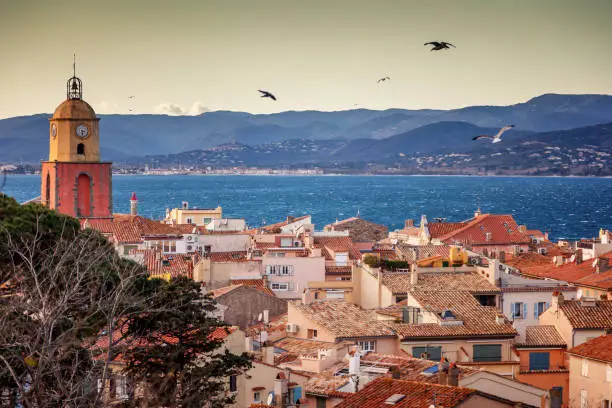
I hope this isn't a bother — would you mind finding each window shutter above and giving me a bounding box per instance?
[546,301,550,311]
[473,344,502,362]
[510,302,515,318]
[534,303,538,319]
[522,303,527,319]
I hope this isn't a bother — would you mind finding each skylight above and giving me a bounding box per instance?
[385,394,406,405]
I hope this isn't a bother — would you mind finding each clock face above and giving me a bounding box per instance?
[51,123,57,138]
[76,125,89,138]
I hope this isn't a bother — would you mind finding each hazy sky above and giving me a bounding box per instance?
[1,0,612,118]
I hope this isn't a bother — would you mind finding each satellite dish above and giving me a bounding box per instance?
[258,313,263,322]
[267,391,275,405]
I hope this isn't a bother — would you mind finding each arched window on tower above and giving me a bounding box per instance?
[77,143,85,155]
[45,173,51,206]
[76,173,92,217]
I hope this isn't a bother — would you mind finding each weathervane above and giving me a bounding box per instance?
[67,53,82,100]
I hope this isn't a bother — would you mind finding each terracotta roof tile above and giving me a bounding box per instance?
[291,300,396,340]
[517,326,566,348]
[390,290,516,339]
[246,313,288,338]
[144,250,194,279]
[325,265,352,275]
[435,214,530,246]
[313,236,362,261]
[273,337,351,357]
[559,299,612,329]
[428,222,465,238]
[567,334,612,363]
[209,251,249,262]
[395,244,451,262]
[381,271,500,295]
[575,267,612,290]
[231,278,276,296]
[334,378,476,408]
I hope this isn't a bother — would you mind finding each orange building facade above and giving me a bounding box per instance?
[41,72,112,218]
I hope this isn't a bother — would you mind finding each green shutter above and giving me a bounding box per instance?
[473,344,502,362]
[412,346,442,361]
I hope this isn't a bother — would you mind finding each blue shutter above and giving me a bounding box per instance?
[546,301,550,311]
[522,303,527,320]
[510,302,516,318]
[529,352,550,371]
[534,303,538,319]
[292,386,302,404]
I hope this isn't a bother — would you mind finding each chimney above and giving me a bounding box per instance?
[287,216,295,223]
[410,263,418,285]
[182,201,189,209]
[264,345,275,365]
[301,289,313,305]
[245,336,254,353]
[274,373,288,405]
[130,192,138,216]
[405,219,414,228]
[551,292,564,311]
[545,231,549,241]
[390,365,401,379]
[485,232,492,242]
[448,364,459,386]
[576,249,583,264]
[348,350,360,376]
[438,358,450,384]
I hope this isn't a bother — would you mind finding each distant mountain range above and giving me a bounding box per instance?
[1,93,612,175]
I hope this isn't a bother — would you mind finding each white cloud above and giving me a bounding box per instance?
[96,101,120,114]
[154,102,210,116]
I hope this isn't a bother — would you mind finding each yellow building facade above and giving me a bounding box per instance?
[164,202,222,226]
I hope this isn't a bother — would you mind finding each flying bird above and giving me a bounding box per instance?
[424,41,455,51]
[258,90,277,101]
[433,217,447,222]
[128,95,135,99]
[472,125,515,143]
[377,76,391,83]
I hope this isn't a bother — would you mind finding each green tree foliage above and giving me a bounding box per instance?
[0,194,251,407]
[362,254,380,268]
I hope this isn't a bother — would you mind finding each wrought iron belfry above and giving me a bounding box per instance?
[67,54,82,100]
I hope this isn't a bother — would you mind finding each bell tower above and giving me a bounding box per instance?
[41,60,113,219]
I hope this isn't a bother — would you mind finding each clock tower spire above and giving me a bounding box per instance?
[40,63,113,219]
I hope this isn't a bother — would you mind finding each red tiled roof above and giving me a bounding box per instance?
[209,251,249,262]
[510,253,612,284]
[575,266,612,290]
[567,334,612,363]
[144,250,194,279]
[516,326,566,348]
[291,300,396,340]
[395,244,451,262]
[231,278,275,296]
[390,290,516,339]
[313,236,362,260]
[334,378,476,408]
[435,214,530,246]
[246,313,288,338]
[381,271,500,295]
[428,222,465,238]
[559,299,612,329]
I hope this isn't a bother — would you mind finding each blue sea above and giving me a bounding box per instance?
[3,175,612,241]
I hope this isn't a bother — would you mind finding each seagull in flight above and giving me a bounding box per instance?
[472,125,515,143]
[377,76,391,83]
[424,41,455,51]
[128,95,135,99]
[258,90,277,101]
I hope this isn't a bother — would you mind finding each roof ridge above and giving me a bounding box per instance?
[438,213,490,241]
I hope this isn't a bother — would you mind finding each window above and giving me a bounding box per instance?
[123,245,138,255]
[412,346,442,361]
[603,399,611,408]
[162,241,176,253]
[115,375,128,400]
[314,292,319,300]
[533,301,549,318]
[316,397,326,408]
[253,392,261,402]
[511,302,527,319]
[266,265,294,275]
[271,282,289,291]
[473,344,502,362]
[77,143,85,155]
[607,365,612,382]
[280,238,293,247]
[186,217,193,224]
[581,359,589,377]
[307,329,318,339]
[203,217,212,225]
[529,352,550,371]
[580,389,587,408]
[358,341,376,352]
[229,375,237,392]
